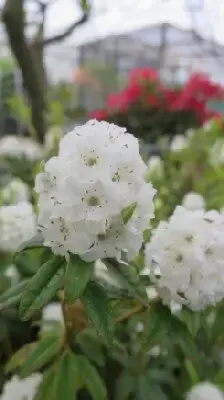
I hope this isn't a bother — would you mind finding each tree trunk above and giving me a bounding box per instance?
[2,0,47,143]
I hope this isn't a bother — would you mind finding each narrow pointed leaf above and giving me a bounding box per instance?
[35,351,79,400]
[0,293,23,311]
[65,255,93,304]
[78,355,107,400]
[34,367,56,400]
[19,257,65,321]
[21,334,62,377]
[105,260,147,304]
[82,283,113,342]
[55,349,79,400]
[0,280,28,303]
[121,202,137,224]
[6,342,37,374]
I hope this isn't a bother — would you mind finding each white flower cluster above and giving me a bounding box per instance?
[0,135,42,160]
[0,202,36,252]
[145,206,224,311]
[0,374,42,400]
[2,178,30,204]
[182,192,205,211]
[35,120,156,261]
[186,382,224,400]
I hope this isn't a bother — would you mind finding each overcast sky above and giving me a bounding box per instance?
[43,0,224,45]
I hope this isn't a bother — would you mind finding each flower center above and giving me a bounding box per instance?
[88,196,99,206]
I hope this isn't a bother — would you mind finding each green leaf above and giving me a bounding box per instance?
[6,342,37,373]
[0,280,28,303]
[55,349,79,400]
[137,376,150,400]
[34,367,56,400]
[115,371,135,400]
[35,350,79,400]
[19,257,65,321]
[78,355,107,400]
[105,260,146,304]
[82,283,113,342]
[121,202,137,224]
[76,329,105,367]
[213,369,224,390]
[21,334,63,377]
[184,359,200,385]
[65,255,93,304]
[0,293,23,311]
[137,377,168,400]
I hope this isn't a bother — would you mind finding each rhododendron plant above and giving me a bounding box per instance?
[91,68,224,142]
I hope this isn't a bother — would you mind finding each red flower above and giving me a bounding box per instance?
[89,109,108,120]
[129,67,159,85]
[107,92,129,112]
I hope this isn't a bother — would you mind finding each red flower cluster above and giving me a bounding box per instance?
[90,67,223,125]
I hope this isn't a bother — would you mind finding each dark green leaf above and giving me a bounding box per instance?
[105,260,146,304]
[115,371,135,400]
[65,255,93,304]
[78,355,107,400]
[0,280,28,303]
[137,376,150,400]
[21,334,62,377]
[137,377,168,400]
[34,367,56,400]
[76,329,105,367]
[0,293,23,311]
[19,257,65,321]
[35,350,79,400]
[55,349,79,400]
[82,282,113,342]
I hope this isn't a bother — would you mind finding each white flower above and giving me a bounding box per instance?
[145,206,224,311]
[0,136,42,160]
[0,202,36,252]
[146,286,158,300]
[2,178,30,204]
[170,134,188,152]
[170,135,188,151]
[182,192,205,211]
[44,126,63,152]
[148,346,161,357]
[42,302,64,323]
[187,382,224,400]
[35,120,156,261]
[0,374,42,400]
[4,264,20,285]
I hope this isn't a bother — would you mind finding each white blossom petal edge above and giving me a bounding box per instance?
[186,382,224,400]
[0,374,42,400]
